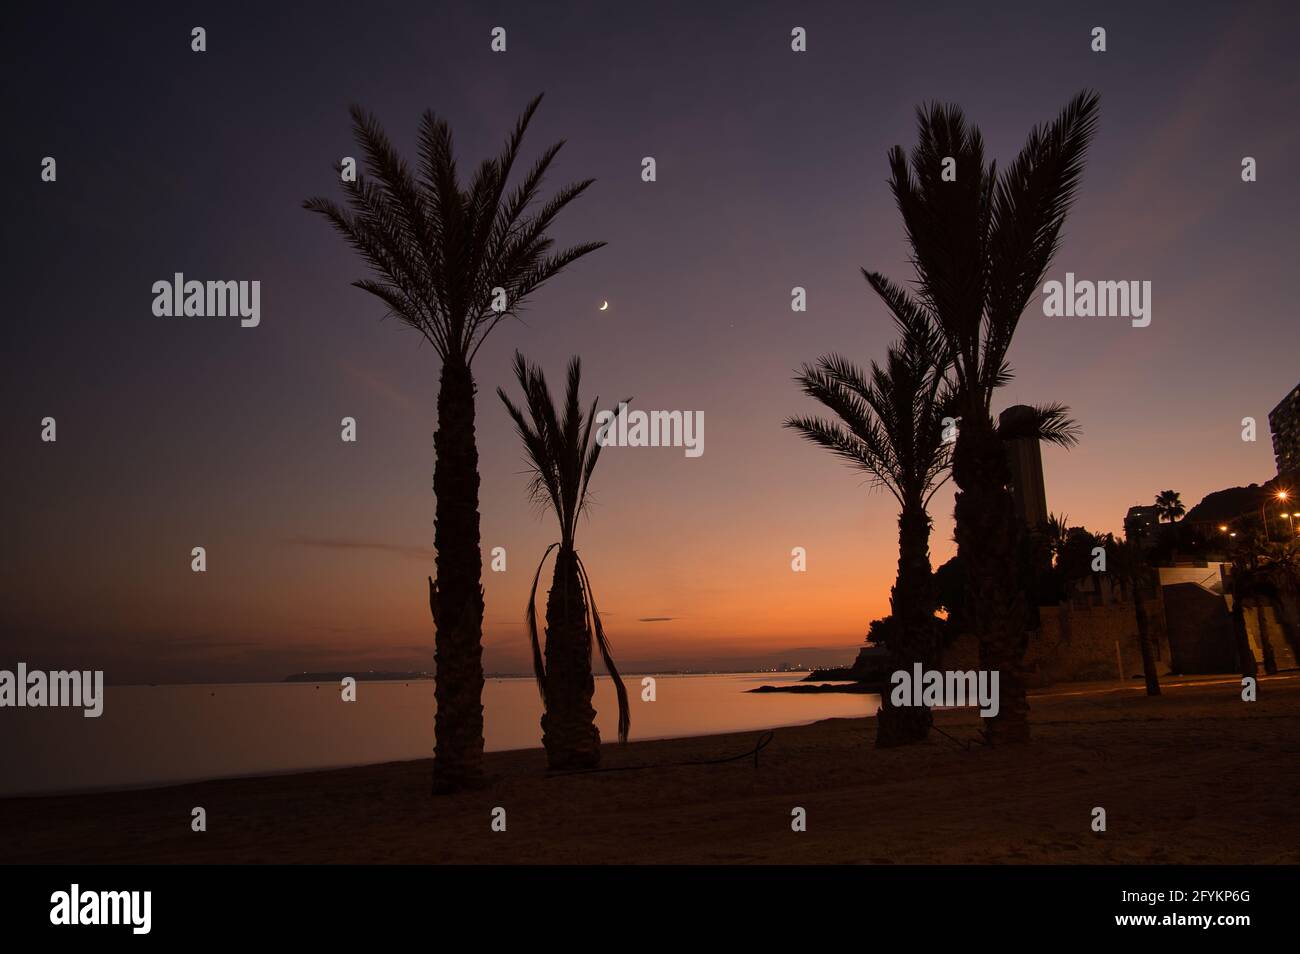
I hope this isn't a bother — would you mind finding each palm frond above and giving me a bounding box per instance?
[867,91,1100,420]
[307,97,604,365]
[786,337,953,508]
[982,89,1100,392]
[524,543,560,702]
[576,554,630,743]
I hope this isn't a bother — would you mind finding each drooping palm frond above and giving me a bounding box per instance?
[304,94,606,365]
[996,401,1082,449]
[576,554,630,743]
[524,542,560,699]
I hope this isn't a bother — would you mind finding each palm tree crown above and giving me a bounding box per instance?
[1155,489,1185,523]
[498,353,611,547]
[304,94,605,366]
[865,90,1101,418]
[785,328,952,509]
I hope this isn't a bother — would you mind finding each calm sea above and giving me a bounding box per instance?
[1,673,878,796]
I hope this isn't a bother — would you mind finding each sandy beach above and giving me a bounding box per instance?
[5,672,1298,864]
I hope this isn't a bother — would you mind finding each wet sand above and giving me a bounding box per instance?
[4,672,1298,864]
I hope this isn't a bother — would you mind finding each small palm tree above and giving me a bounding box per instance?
[304,96,605,792]
[866,90,1101,743]
[1154,490,1185,524]
[786,318,952,747]
[1046,512,1071,555]
[498,353,630,769]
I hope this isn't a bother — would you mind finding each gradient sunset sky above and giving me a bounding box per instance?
[4,1,1297,682]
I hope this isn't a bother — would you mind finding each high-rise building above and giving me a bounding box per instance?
[1269,381,1300,478]
[1124,505,1161,547]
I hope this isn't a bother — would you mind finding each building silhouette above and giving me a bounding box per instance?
[1268,381,1300,479]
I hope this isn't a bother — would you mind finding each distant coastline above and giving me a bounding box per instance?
[283,672,432,683]
[283,668,820,683]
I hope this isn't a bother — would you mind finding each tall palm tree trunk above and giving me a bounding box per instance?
[877,503,938,747]
[1230,592,1258,680]
[1252,598,1279,674]
[542,547,601,769]
[953,416,1031,743]
[1132,576,1161,696]
[430,358,487,792]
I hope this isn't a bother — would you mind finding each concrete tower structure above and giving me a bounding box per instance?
[999,404,1049,533]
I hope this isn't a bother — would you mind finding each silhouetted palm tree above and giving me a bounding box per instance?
[786,317,952,746]
[1107,536,1162,696]
[304,96,605,792]
[1046,512,1070,555]
[1227,551,1267,678]
[1227,536,1300,676]
[498,353,630,768]
[1155,490,1185,524]
[1258,540,1300,661]
[865,90,1100,743]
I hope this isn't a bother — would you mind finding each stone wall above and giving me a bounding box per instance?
[1162,582,1237,673]
[1244,602,1300,671]
[941,588,1171,686]
[937,567,1297,686]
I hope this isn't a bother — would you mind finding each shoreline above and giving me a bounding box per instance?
[4,672,1298,864]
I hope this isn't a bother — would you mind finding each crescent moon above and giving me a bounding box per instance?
[599,300,609,311]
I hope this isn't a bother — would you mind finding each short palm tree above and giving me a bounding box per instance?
[498,353,630,769]
[304,97,605,792]
[1155,490,1185,524]
[786,317,952,747]
[865,90,1101,743]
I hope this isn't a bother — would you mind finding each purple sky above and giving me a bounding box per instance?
[3,1,1297,682]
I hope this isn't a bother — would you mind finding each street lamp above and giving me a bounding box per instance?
[1262,490,1291,541]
